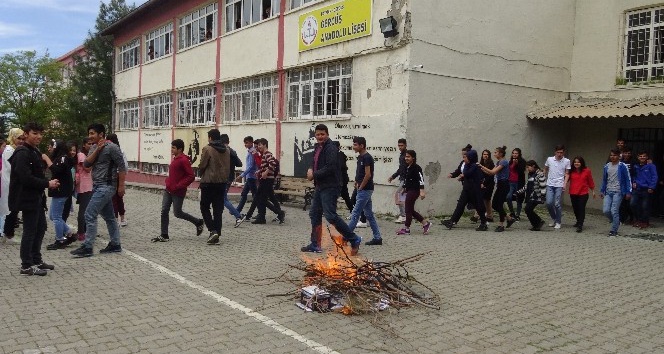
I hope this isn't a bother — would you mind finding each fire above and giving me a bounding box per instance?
[302,254,357,283]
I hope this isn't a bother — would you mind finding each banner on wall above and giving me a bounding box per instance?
[298,0,372,52]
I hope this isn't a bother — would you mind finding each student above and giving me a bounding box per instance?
[516,160,547,231]
[220,134,244,227]
[568,156,595,233]
[397,150,432,235]
[10,122,60,275]
[544,144,571,229]
[619,147,636,224]
[242,139,283,225]
[347,137,382,245]
[235,136,258,214]
[441,149,487,231]
[334,141,354,214]
[153,139,205,242]
[75,138,93,241]
[387,139,408,223]
[507,148,526,221]
[479,149,495,222]
[301,124,362,255]
[44,139,77,250]
[251,138,285,225]
[479,146,516,232]
[600,148,632,237]
[107,134,128,226]
[70,123,127,257]
[197,129,229,246]
[0,128,24,242]
[630,151,658,229]
[445,143,474,225]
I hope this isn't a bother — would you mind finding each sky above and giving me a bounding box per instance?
[0,0,149,59]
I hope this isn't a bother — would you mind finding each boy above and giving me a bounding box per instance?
[348,137,382,245]
[630,151,658,229]
[600,148,632,236]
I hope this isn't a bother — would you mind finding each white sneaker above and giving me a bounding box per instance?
[554,223,561,229]
[548,221,556,227]
[120,220,128,227]
[395,215,406,223]
[345,215,352,220]
[356,221,368,228]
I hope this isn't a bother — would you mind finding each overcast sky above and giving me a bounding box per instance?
[0,0,149,58]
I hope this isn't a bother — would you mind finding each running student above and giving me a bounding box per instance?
[507,148,526,221]
[516,160,547,231]
[600,148,632,237]
[235,136,258,214]
[347,137,382,245]
[442,149,487,231]
[479,146,516,232]
[568,156,595,233]
[397,150,432,235]
[388,139,408,223]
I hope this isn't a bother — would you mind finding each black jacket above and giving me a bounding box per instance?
[338,150,349,184]
[403,163,425,191]
[228,147,243,182]
[311,138,341,190]
[48,155,75,198]
[390,150,407,181]
[8,145,49,211]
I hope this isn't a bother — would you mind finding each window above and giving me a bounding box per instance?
[223,74,278,122]
[119,101,140,129]
[225,0,278,32]
[145,23,173,61]
[289,0,316,10]
[288,61,352,119]
[179,3,218,50]
[118,38,140,71]
[623,7,664,83]
[177,86,216,126]
[127,161,139,171]
[143,94,172,128]
[142,162,169,175]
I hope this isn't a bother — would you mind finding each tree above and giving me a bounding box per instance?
[0,51,65,130]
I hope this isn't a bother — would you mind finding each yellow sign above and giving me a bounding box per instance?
[298,0,372,52]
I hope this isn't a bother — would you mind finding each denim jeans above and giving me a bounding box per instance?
[223,183,242,219]
[507,181,523,216]
[49,197,72,241]
[84,184,121,248]
[236,178,257,213]
[200,183,225,235]
[545,186,564,224]
[161,190,201,235]
[603,191,623,233]
[630,188,652,223]
[348,189,381,240]
[309,187,360,248]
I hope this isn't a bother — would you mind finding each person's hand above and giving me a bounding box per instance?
[625,193,631,200]
[117,184,126,197]
[97,139,107,148]
[388,177,393,183]
[48,179,60,189]
[419,191,426,200]
[648,188,654,194]
[261,171,268,179]
[591,191,596,199]
[633,182,637,189]
[447,173,452,178]
[599,193,604,199]
[306,168,314,181]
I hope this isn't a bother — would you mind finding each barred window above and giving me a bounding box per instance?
[177,86,216,126]
[119,101,140,130]
[287,61,352,119]
[127,161,139,170]
[623,7,664,83]
[143,94,172,128]
[142,162,169,175]
[179,3,218,50]
[118,38,140,71]
[146,23,173,61]
[225,0,279,33]
[223,75,278,122]
[289,0,316,10]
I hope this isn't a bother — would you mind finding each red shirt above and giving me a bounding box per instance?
[569,168,595,196]
[165,153,195,197]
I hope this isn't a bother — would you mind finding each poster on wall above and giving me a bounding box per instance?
[298,0,372,52]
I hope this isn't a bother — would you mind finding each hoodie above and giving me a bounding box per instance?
[199,140,229,184]
[461,150,483,186]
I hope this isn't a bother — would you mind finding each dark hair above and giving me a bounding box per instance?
[637,150,649,157]
[622,146,632,153]
[525,160,540,170]
[23,122,44,134]
[314,124,328,134]
[67,140,78,154]
[82,137,91,145]
[243,136,254,143]
[405,149,417,163]
[256,138,269,148]
[617,138,626,143]
[107,133,120,147]
[462,144,472,152]
[397,138,407,145]
[554,144,565,151]
[87,123,105,135]
[610,148,620,156]
[208,129,221,141]
[572,156,587,171]
[480,149,494,169]
[220,133,230,144]
[495,146,507,157]
[172,139,185,151]
[353,136,366,148]
[512,148,522,158]
[50,139,68,160]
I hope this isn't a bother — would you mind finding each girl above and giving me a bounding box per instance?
[397,150,432,235]
[507,148,526,220]
[472,149,495,222]
[568,156,595,233]
[45,139,76,250]
[0,128,24,241]
[479,146,516,232]
[516,160,547,231]
[441,149,489,231]
[75,137,93,241]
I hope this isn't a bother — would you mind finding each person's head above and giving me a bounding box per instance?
[572,156,586,171]
[66,140,78,158]
[107,133,119,147]
[255,138,268,152]
[208,128,221,142]
[525,159,540,172]
[87,123,106,144]
[352,136,366,153]
[243,136,254,149]
[50,139,68,159]
[622,146,632,161]
[553,144,565,160]
[481,149,492,162]
[616,138,626,151]
[405,149,417,165]
[220,134,230,145]
[397,138,407,152]
[494,146,507,159]
[609,148,620,163]
[511,148,522,160]
[314,124,329,143]
[7,128,24,148]
[637,150,649,164]
[82,137,92,154]
[461,144,472,157]
[171,139,185,156]
[466,149,478,164]
[22,122,45,147]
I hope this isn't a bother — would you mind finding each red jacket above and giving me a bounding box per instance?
[569,168,595,196]
[165,153,195,197]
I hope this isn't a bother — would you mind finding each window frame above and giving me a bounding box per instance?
[225,0,279,33]
[143,93,173,129]
[145,23,174,62]
[177,86,217,127]
[287,61,352,120]
[289,0,318,11]
[119,100,140,130]
[223,74,278,122]
[178,3,218,50]
[622,6,664,83]
[118,38,140,71]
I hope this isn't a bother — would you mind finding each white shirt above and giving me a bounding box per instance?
[545,156,570,187]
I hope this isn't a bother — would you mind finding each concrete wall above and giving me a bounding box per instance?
[219,19,279,81]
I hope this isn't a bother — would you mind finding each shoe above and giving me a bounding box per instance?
[396,228,410,235]
[251,219,266,224]
[572,222,580,228]
[70,245,93,258]
[608,231,618,237]
[196,220,205,236]
[64,233,78,245]
[350,237,361,256]
[494,226,505,232]
[365,238,382,246]
[37,262,55,270]
[100,243,122,253]
[548,221,555,227]
[119,219,127,227]
[46,240,67,250]
[530,220,545,231]
[207,233,220,245]
[469,215,479,223]
[77,233,86,241]
[301,244,322,253]
[441,220,454,230]
[422,221,432,235]
[234,215,245,228]
[639,222,650,230]
[346,215,351,220]
[277,211,285,224]
[506,218,516,228]
[395,215,406,223]
[475,223,488,231]
[576,226,583,233]
[486,217,494,223]
[553,223,561,229]
[151,235,170,242]
[356,221,368,228]
[20,267,47,276]
[514,215,521,222]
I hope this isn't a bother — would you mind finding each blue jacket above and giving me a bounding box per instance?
[633,163,658,189]
[239,147,257,180]
[600,162,632,195]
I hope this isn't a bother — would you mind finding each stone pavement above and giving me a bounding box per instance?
[1,188,664,354]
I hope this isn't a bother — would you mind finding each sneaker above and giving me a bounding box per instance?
[151,235,170,242]
[70,245,93,258]
[64,233,78,245]
[20,267,47,276]
[396,228,410,235]
[553,223,561,229]
[46,240,67,250]
[530,220,545,231]
[345,215,352,220]
[234,215,245,228]
[350,237,362,256]
[100,243,122,253]
[548,221,556,227]
[576,226,583,233]
[207,233,220,245]
[572,222,580,228]
[251,219,266,224]
[506,218,516,228]
[469,216,479,223]
[475,223,488,231]
[608,231,618,237]
[37,262,55,270]
[365,238,382,245]
[196,220,205,236]
[119,219,127,227]
[441,220,454,230]
[422,221,432,235]
[494,226,505,232]
[277,211,286,224]
[301,244,322,253]
[356,221,368,228]
[513,215,521,222]
[395,215,406,223]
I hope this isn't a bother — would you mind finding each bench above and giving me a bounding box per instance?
[273,176,315,210]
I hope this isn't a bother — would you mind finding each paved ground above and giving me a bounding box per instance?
[1,187,663,354]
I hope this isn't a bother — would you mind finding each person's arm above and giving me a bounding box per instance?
[563,168,570,191]
[417,166,426,199]
[647,164,658,191]
[587,169,596,198]
[198,147,210,176]
[176,158,196,190]
[110,146,128,197]
[479,161,504,176]
[12,150,51,190]
[358,164,371,190]
[84,141,106,167]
